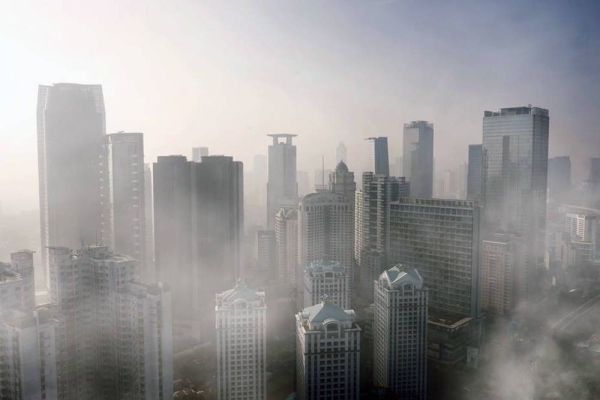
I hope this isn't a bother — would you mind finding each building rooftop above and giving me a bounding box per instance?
[218,280,265,303]
[305,259,347,275]
[484,106,549,117]
[301,298,354,323]
[335,161,349,173]
[380,265,424,289]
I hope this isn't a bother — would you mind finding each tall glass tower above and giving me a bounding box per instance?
[403,121,434,198]
[482,106,549,300]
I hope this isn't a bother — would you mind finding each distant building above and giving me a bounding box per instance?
[585,157,600,209]
[373,266,428,399]
[329,161,356,210]
[103,132,146,281]
[37,83,106,281]
[565,212,598,261]
[366,137,389,176]
[303,259,351,309]
[298,192,354,290]
[467,144,484,202]
[296,299,360,400]
[267,134,298,228]
[275,208,299,286]
[144,164,156,283]
[403,121,434,198]
[548,156,571,203]
[256,230,277,272]
[0,250,35,311]
[336,142,347,165]
[192,146,209,162]
[216,282,267,400]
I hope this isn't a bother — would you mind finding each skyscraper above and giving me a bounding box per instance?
[296,299,360,400]
[354,173,409,298]
[192,146,209,162]
[548,156,571,203]
[303,259,351,309]
[267,134,298,228]
[403,121,434,198]
[153,155,244,341]
[329,161,356,210]
[102,132,146,280]
[366,137,390,176]
[216,282,267,400]
[298,192,354,290]
[482,106,549,301]
[467,144,484,201]
[37,83,105,281]
[373,266,428,399]
[275,208,299,286]
[388,198,482,364]
[585,157,600,209]
[144,163,155,283]
[336,142,348,164]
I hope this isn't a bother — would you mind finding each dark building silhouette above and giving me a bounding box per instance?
[467,144,484,202]
[403,121,434,198]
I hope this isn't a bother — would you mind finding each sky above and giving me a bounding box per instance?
[1,0,599,213]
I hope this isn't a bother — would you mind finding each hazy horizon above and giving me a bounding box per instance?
[2,0,600,213]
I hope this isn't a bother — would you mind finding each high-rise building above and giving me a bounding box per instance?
[296,299,360,400]
[403,121,434,198]
[216,282,267,400]
[366,137,389,176]
[467,144,484,202]
[548,156,571,203]
[354,173,409,296]
[275,208,299,286]
[456,162,468,200]
[102,132,146,280]
[0,307,60,400]
[388,198,482,364]
[267,134,298,228]
[153,155,244,341]
[585,157,600,209]
[373,266,428,399]
[336,142,347,165]
[329,161,356,210]
[303,259,351,309]
[298,192,354,290]
[256,230,277,272]
[47,245,172,400]
[481,235,524,316]
[144,163,156,283]
[482,106,549,301]
[37,84,106,282]
[192,147,209,162]
[565,212,598,261]
[1,251,36,311]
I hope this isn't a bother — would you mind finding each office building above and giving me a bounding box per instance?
[303,259,351,309]
[548,156,571,203]
[296,299,360,400]
[482,106,549,301]
[585,157,600,209]
[388,198,482,364]
[216,282,267,400]
[102,132,146,280]
[329,161,356,210]
[373,266,428,399]
[366,137,389,176]
[298,192,354,290]
[47,245,172,399]
[275,208,299,286]
[354,172,409,279]
[456,162,468,200]
[267,134,298,228]
[192,147,209,162]
[336,142,347,164]
[565,212,598,261]
[256,230,277,272]
[37,83,105,282]
[403,121,434,198]
[154,155,243,341]
[467,144,484,202]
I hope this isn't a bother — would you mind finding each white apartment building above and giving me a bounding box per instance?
[296,299,360,400]
[216,282,267,400]
[373,266,428,399]
[303,259,351,309]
